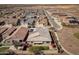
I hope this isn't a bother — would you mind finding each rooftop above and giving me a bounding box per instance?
[27,27,51,42]
[0,27,8,34]
[2,27,17,36]
[10,27,28,41]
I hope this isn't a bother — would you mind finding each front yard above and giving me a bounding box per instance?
[29,46,49,54]
[29,46,49,52]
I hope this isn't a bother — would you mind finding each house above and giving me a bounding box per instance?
[27,27,52,46]
[64,16,79,25]
[0,27,8,42]
[0,27,8,34]
[4,27,29,45]
[2,27,17,39]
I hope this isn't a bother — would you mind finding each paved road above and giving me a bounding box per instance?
[44,10,62,31]
[44,10,73,55]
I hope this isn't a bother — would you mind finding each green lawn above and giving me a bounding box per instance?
[0,47,9,52]
[74,32,79,39]
[29,46,49,53]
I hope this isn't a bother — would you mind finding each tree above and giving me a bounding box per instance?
[0,21,5,25]
[17,19,21,26]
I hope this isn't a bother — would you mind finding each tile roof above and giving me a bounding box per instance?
[2,27,17,39]
[27,27,51,42]
[0,27,8,34]
[10,27,28,41]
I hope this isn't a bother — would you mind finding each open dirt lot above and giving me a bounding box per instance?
[57,27,79,54]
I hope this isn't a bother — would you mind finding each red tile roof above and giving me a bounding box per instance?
[10,27,28,41]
